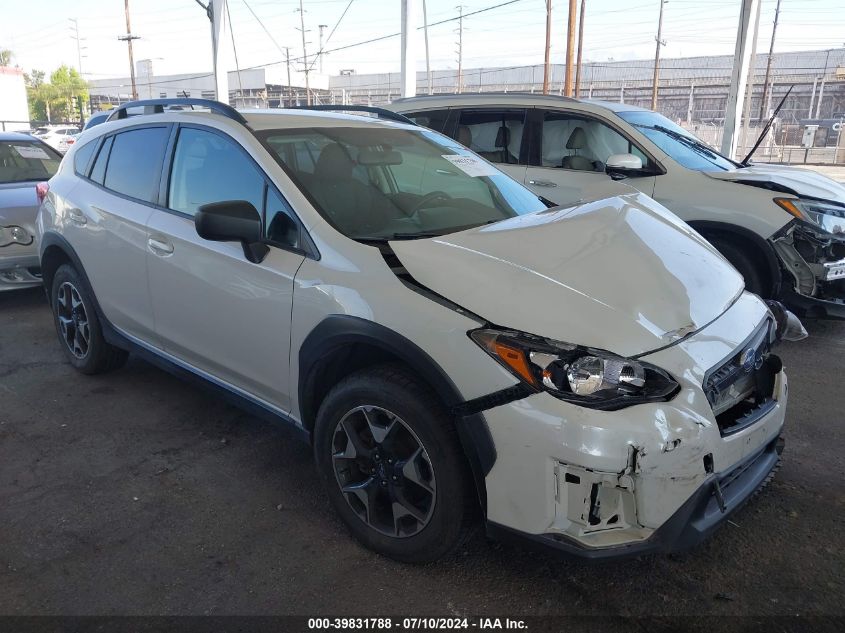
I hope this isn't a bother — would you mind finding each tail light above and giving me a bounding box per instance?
[36,182,49,204]
[66,138,75,145]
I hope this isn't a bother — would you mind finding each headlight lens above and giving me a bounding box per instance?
[470,328,679,410]
[774,197,845,235]
[0,225,33,247]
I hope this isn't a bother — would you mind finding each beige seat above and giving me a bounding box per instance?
[562,127,595,171]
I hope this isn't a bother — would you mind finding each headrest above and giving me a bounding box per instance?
[456,125,472,147]
[495,126,510,148]
[315,143,354,179]
[566,126,587,150]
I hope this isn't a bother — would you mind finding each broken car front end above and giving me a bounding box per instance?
[481,293,798,559]
[772,198,845,320]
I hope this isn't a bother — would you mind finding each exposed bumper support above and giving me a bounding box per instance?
[781,288,845,321]
[487,434,784,560]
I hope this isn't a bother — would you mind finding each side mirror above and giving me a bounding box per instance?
[605,153,645,180]
[195,200,269,264]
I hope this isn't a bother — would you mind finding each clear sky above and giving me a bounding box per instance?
[1,0,844,81]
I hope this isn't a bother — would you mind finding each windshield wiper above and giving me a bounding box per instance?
[645,124,724,160]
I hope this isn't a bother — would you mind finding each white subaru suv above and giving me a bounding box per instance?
[37,99,802,562]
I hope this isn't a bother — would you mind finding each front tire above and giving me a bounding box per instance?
[710,237,767,297]
[314,364,476,563]
[50,264,128,374]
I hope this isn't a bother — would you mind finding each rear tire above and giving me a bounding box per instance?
[710,238,767,297]
[313,364,476,563]
[50,264,128,374]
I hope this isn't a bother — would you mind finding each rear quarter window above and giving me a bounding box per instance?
[73,140,98,177]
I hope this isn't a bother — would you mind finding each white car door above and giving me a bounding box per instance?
[523,110,656,206]
[64,126,170,346]
[145,125,305,412]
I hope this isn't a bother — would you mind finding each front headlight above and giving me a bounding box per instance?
[470,328,679,410]
[0,225,33,247]
[774,198,845,236]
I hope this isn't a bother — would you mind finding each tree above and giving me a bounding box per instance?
[49,65,88,122]
[0,49,13,67]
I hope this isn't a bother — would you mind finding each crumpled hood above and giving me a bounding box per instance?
[705,163,845,203]
[0,182,39,228]
[391,192,744,358]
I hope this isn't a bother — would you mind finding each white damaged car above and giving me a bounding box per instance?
[38,99,804,561]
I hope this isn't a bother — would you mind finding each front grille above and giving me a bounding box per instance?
[703,318,778,437]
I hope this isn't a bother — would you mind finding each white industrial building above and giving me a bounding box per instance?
[0,66,29,131]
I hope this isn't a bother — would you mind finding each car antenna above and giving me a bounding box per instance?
[181,91,194,110]
[740,85,793,166]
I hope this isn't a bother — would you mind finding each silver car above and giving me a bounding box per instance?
[0,132,62,290]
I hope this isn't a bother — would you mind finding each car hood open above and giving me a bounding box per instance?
[391,192,744,358]
[706,163,845,203]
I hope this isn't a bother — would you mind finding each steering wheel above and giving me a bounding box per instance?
[409,191,453,214]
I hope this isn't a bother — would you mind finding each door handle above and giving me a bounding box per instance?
[147,236,174,256]
[67,209,87,225]
[527,179,558,188]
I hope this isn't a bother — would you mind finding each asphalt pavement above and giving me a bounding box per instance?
[1,287,843,617]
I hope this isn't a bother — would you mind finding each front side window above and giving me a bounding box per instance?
[168,127,264,217]
[455,110,526,164]
[103,127,170,202]
[540,112,648,172]
[259,126,546,241]
[617,110,736,172]
[0,140,61,183]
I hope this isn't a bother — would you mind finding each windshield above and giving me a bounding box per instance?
[617,110,737,172]
[0,141,61,184]
[258,126,546,240]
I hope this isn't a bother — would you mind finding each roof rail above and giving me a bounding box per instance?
[105,98,249,127]
[287,104,416,125]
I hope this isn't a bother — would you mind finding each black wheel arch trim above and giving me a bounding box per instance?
[299,315,501,509]
[688,220,782,297]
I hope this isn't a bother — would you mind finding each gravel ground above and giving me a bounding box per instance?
[1,287,843,617]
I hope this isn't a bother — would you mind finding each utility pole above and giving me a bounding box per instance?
[400,0,418,98]
[651,0,666,111]
[563,0,576,96]
[423,0,432,94]
[118,0,140,100]
[721,0,760,159]
[739,0,761,155]
[69,18,86,75]
[318,24,327,74]
[542,0,552,94]
[296,0,311,105]
[575,0,585,97]
[758,0,781,120]
[455,6,464,94]
[285,47,292,105]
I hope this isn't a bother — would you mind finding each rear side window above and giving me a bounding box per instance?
[456,109,527,165]
[73,140,97,176]
[103,127,170,202]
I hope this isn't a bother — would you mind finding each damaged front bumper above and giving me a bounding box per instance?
[480,293,788,559]
[772,221,845,320]
[488,434,784,560]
